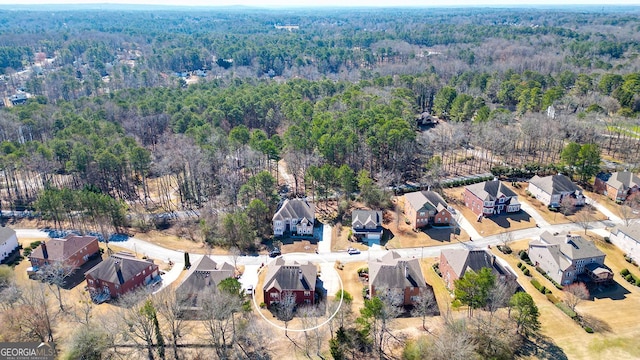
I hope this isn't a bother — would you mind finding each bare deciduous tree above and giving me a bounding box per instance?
[564,282,590,312]
[154,289,189,360]
[411,289,437,331]
[36,261,77,311]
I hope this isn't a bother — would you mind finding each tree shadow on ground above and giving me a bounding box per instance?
[580,313,612,333]
[517,334,568,360]
[487,211,532,229]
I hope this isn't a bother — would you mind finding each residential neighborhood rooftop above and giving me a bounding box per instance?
[272,198,315,222]
[30,234,98,262]
[85,252,155,284]
[529,174,582,196]
[263,257,317,292]
[369,251,427,289]
[466,180,517,201]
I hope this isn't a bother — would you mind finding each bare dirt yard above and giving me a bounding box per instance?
[443,187,537,237]
[494,237,640,360]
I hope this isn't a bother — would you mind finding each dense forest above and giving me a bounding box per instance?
[0,6,639,247]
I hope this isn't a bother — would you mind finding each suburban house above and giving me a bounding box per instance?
[0,227,19,264]
[369,251,430,306]
[609,225,640,264]
[528,174,585,208]
[272,198,315,237]
[9,93,28,106]
[29,234,100,269]
[85,252,160,303]
[439,248,517,290]
[351,210,383,240]
[176,255,235,314]
[594,171,640,202]
[528,231,613,286]
[263,258,317,307]
[404,190,453,229]
[463,180,521,217]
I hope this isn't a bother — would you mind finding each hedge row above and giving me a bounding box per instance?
[620,268,640,286]
[530,278,551,294]
[517,262,531,276]
[519,250,533,266]
[535,267,564,290]
[442,175,495,188]
[556,302,577,319]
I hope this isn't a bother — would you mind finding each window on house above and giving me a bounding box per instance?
[304,291,310,296]
[270,293,278,298]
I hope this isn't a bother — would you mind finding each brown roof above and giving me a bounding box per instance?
[30,234,98,263]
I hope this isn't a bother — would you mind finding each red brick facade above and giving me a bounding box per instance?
[29,236,100,268]
[264,288,315,307]
[85,262,159,299]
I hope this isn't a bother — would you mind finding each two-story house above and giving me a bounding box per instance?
[609,225,640,264]
[272,198,315,237]
[85,252,160,303]
[403,191,453,229]
[528,231,613,286]
[0,227,19,264]
[464,180,521,217]
[29,234,100,269]
[439,248,517,290]
[594,171,640,202]
[351,210,383,240]
[263,258,317,307]
[176,255,235,315]
[528,174,585,208]
[369,251,431,306]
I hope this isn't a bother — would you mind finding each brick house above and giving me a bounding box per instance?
[403,191,453,229]
[351,210,383,240]
[0,227,19,264]
[463,180,521,218]
[594,171,640,202]
[528,174,585,208]
[29,234,100,269]
[529,232,612,286]
[272,198,315,237]
[85,252,160,303]
[609,225,640,264]
[369,251,430,306]
[176,255,235,314]
[439,248,517,290]
[263,258,317,307]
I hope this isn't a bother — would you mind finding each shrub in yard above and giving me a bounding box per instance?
[604,237,611,243]
[535,266,546,275]
[523,268,531,276]
[544,288,552,295]
[546,293,560,304]
[620,268,630,277]
[29,241,42,249]
[517,262,523,268]
[625,274,634,283]
[556,302,577,319]
[584,327,594,333]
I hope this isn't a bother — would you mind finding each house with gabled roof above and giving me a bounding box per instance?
[528,174,585,208]
[351,210,383,240]
[595,171,640,202]
[176,255,235,314]
[85,252,160,303]
[0,227,19,264]
[29,234,100,269]
[609,225,640,264]
[463,180,520,217]
[369,251,430,306]
[263,258,317,307]
[439,248,517,289]
[272,198,315,237]
[528,231,612,286]
[404,190,453,229]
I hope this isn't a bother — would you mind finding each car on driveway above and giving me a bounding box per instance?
[347,247,361,255]
[269,248,281,257]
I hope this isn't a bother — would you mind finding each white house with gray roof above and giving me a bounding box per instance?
[351,210,383,240]
[0,227,18,264]
[369,251,430,306]
[528,231,612,285]
[610,225,640,264]
[272,198,315,237]
[528,174,585,208]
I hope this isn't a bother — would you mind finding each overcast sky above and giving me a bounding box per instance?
[0,0,638,7]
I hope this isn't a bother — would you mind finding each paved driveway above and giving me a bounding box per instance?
[519,201,550,227]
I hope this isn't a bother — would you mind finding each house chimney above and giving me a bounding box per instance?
[298,269,303,281]
[565,234,572,244]
[405,266,409,279]
[41,242,48,260]
[115,261,125,285]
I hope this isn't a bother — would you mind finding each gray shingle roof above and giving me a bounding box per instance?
[272,199,315,222]
[0,227,16,242]
[607,171,640,191]
[369,251,427,289]
[611,225,640,241]
[529,174,582,196]
[539,231,605,260]
[85,252,157,284]
[176,255,235,297]
[30,235,98,263]
[352,210,382,228]
[440,248,509,279]
[404,191,449,213]
[466,180,516,201]
[264,258,317,292]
